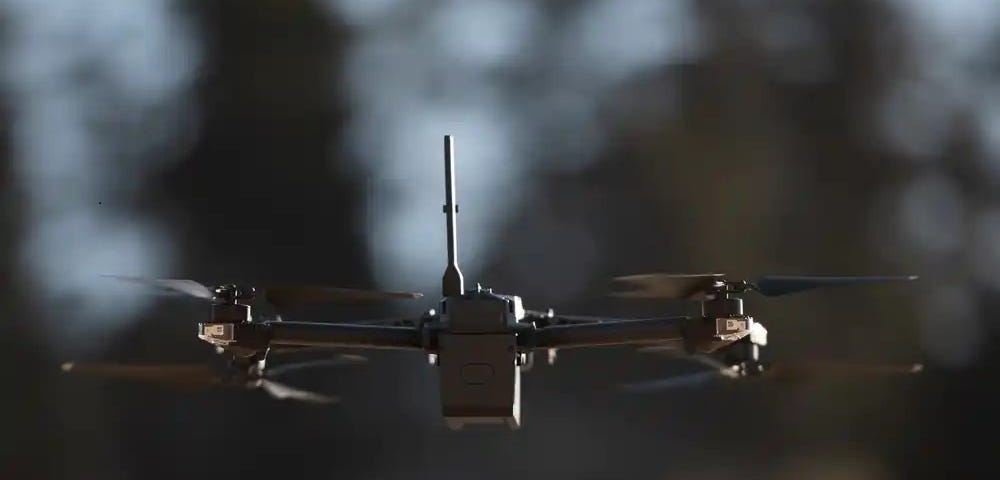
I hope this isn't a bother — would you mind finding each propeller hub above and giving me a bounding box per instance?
[701,295,744,318]
[707,280,754,298]
[213,284,256,305]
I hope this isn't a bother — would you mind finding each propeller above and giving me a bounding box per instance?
[264,286,422,307]
[760,360,924,383]
[262,354,367,377]
[610,274,726,300]
[102,275,423,306]
[256,379,337,404]
[59,362,221,389]
[611,273,917,300]
[620,351,923,393]
[102,276,215,300]
[61,353,367,404]
[753,275,920,297]
[268,345,355,355]
[620,370,732,393]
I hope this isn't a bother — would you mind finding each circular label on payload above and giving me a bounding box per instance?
[460,363,495,385]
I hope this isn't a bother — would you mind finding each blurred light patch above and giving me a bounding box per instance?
[21,214,175,339]
[879,78,962,161]
[326,0,404,27]
[920,284,983,367]
[880,0,1000,165]
[975,91,1000,183]
[563,0,702,84]
[897,172,966,257]
[755,5,833,84]
[873,1,1000,369]
[324,0,703,295]
[428,0,538,69]
[891,0,999,61]
[969,209,1000,292]
[1,0,200,351]
[506,196,601,303]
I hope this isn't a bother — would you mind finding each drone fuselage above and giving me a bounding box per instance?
[190,135,700,429]
[73,135,920,429]
[437,287,526,430]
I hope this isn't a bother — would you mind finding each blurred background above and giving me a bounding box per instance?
[0,0,997,478]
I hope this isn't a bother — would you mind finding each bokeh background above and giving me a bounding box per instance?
[1,0,997,478]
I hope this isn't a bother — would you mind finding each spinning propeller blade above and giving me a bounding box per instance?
[101,275,214,300]
[263,286,422,307]
[752,275,919,297]
[268,346,349,355]
[618,360,923,392]
[264,354,368,377]
[258,379,339,404]
[610,273,917,299]
[763,361,924,383]
[102,275,423,306]
[621,351,741,392]
[619,371,724,393]
[635,350,733,370]
[62,356,360,404]
[610,273,725,300]
[633,344,684,355]
[61,362,221,388]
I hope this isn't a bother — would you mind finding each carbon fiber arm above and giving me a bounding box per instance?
[530,316,688,349]
[265,321,425,351]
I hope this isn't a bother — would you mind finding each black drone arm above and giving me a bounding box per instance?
[531,317,688,350]
[261,316,689,352]
[264,321,425,351]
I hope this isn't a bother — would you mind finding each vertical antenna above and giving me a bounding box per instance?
[442,135,464,297]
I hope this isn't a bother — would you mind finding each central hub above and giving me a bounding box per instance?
[198,301,269,358]
[436,287,524,430]
[213,284,256,305]
[701,291,743,318]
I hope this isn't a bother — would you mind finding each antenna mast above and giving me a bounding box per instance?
[442,135,464,297]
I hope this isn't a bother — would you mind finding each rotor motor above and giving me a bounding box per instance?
[213,284,256,305]
[700,282,744,318]
[200,285,258,357]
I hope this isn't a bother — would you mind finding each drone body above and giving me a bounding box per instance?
[435,138,522,428]
[67,135,922,431]
[437,287,524,429]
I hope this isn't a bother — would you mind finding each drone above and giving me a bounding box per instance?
[64,135,922,430]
